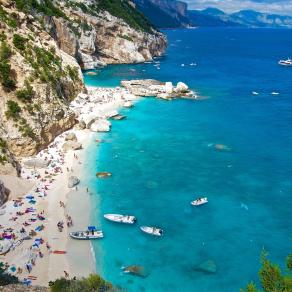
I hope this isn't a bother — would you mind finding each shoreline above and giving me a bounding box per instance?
[0,85,140,287]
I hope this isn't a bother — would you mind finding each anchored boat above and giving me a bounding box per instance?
[191,197,208,206]
[104,214,136,224]
[69,226,103,240]
[140,226,163,237]
[278,58,292,66]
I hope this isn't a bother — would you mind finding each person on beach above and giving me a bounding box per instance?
[64,271,69,278]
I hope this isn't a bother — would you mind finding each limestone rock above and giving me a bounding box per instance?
[195,260,217,274]
[175,82,189,93]
[62,141,82,151]
[65,133,77,141]
[75,120,86,130]
[0,180,10,206]
[23,158,49,169]
[124,101,133,108]
[123,265,149,278]
[164,82,173,94]
[68,176,80,188]
[90,119,111,132]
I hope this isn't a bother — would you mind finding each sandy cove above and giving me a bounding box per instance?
[0,86,140,287]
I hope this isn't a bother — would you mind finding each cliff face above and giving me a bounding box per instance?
[0,1,84,174]
[0,0,167,175]
[134,0,191,28]
[47,1,167,69]
[0,179,9,205]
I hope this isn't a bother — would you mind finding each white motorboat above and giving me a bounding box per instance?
[104,214,136,224]
[271,92,279,95]
[140,226,163,237]
[278,58,292,66]
[69,227,103,240]
[191,197,208,206]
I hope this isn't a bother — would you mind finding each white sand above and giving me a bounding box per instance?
[0,86,140,287]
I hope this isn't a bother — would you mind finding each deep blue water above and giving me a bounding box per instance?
[83,28,292,291]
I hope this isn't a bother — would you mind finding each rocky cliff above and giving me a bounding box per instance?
[0,0,167,175]
[0,179,9,205]
[47,0,167,69]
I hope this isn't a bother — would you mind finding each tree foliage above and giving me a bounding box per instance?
[49,274,112,292]
[0,262,19,286]
[242,251,292,292]
[0,41,15,91]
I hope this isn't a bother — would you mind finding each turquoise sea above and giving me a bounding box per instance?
[83,28,292,291]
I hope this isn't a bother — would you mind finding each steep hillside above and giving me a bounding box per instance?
[188,8,292,28]
[0,0,167,175]
[134,0,191,28]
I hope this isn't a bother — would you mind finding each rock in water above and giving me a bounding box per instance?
[123,265,149,278]
[24,158,49,169]
[96,172,112,178]
[68,176,80,188]
[63,141,83,151]
[175,82,189,93]
[195,260,217,274]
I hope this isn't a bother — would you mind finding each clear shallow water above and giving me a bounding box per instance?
[83,28,292,291]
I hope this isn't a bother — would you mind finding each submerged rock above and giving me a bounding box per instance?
[96,172,112,178]
[215,144,231,151]
[123,265,149,278]
[68,176,80,188]
[111,115,126,121]
[194,260,217,274]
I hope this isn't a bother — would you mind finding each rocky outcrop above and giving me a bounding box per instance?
[121,79,195,99]
[62,141,82,151]
[46,2,167,69]
[0,2,85,173]
[0,180,10,206]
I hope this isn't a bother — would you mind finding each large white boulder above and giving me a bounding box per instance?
[164,82,173,94]
[90,119,111,132]
[63,141,83,151]
[68,176,80,188]
[175,82,189,93]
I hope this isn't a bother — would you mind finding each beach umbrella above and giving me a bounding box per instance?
[88,226,96,231]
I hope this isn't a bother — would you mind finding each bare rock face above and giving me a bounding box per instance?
[0,180,10,206]
[48,7,167,69]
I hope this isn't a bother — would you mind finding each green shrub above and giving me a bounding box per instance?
[241,251,292,291]
[13,34,27,51]
[16,81,34,102]
[0,41,15,91]
[49,274,112,292]
[287,254,292,271]
[0,6,17,28]
[66,65,79,82]
[6,100,21,120]
[0,262,19,286]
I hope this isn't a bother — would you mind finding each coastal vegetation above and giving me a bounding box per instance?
[49,274,112,292]
[0,41,16,91]
[241,252,292,292]
[0,262,19,286]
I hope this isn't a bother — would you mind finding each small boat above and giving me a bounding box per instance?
[140,226,163,237]
[252,91,259,95]
[69,226,103,240]
[271,92,279,95]
[278,58,292,66]
[191,197,208,206]
[104,214,136,224]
